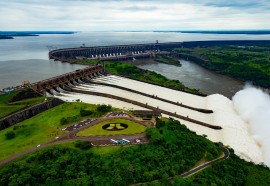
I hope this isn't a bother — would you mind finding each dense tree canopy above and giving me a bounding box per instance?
[175,45,270,88]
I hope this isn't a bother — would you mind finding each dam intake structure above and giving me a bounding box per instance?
[49,42,183,61]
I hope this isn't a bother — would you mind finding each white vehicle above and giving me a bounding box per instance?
[110,139,119,144]
[122,139,131,144]
[37,144,41,148]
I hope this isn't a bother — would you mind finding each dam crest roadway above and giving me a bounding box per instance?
[49,41,183,61]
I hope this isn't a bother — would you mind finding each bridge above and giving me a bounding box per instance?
[49,42,183,61]
[30,65,104,94]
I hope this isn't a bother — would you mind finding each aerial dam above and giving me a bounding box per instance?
[21,41,222,130]
[19,63,221,130]
[49,41,183,61]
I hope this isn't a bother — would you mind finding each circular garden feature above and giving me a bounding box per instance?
[77,118,146,137]
[102,123,128,131]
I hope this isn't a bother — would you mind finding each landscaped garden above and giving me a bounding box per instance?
[77,118,146,136]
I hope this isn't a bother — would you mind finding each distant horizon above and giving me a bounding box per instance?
[1,30,270,32]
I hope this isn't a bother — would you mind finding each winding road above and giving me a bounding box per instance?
[131,148,230,186]
[179,148,230,177]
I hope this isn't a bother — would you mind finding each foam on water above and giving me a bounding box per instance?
[232,84,270,167]
[55,92,148,111]
[207,94,264,164]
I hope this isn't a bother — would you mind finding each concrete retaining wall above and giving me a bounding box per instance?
[0,98,64,130]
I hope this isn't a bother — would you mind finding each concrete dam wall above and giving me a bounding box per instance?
[49,42,183,61]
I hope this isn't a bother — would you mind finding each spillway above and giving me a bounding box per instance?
[55,75,264,164]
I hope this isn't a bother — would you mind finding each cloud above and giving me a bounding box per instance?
[0,0,270,30]
[120,6,158,11]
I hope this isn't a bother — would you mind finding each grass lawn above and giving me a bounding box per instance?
[0,91,45,119]
[0,102,111,161]
[77,118,146,137]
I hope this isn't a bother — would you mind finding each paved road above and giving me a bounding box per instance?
[131,148,230,186]
[179,148,230,177]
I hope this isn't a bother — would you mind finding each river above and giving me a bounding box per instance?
[1,31,269,96]
[138,60,244,98]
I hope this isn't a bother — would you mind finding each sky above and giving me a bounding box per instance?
[0,0,270,31]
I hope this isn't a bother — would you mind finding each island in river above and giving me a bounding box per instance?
[0,31,76,39]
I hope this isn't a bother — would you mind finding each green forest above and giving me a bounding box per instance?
[175,44,270,88]
[1,118,270,185]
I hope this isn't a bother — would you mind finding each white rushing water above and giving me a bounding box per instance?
[232,84,270,167]
[55,75,267,166]
[55,92,148,111]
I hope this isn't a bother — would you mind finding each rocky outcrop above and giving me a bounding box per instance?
[0,98,64,130]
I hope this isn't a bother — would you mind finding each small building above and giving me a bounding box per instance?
[133,110,161,119]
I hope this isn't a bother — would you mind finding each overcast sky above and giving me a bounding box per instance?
[1,0,270,31]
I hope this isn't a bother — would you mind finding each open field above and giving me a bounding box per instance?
[0,102,113,161]
[77,118,146,136]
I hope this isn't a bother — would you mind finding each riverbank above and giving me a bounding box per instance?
[173,42,270,89]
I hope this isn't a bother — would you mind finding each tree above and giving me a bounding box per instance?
[80,108,93,117]
[97,104,112,112]
[60,117,68,125]
[75,140,92,150]
[5,131,15,139]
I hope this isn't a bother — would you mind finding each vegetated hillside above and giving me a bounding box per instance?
[0,118,222,185]
[0,88,44,119]
[175,44,270,88]
[105,62,203,95]
[155,55,182,66]
[1,117,270,185]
